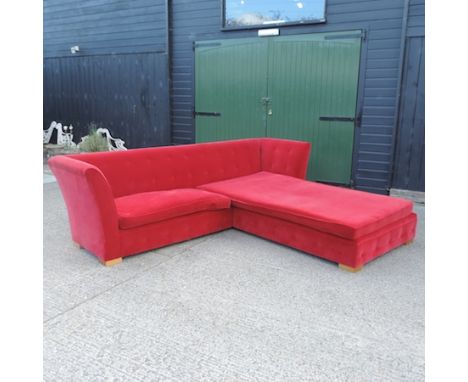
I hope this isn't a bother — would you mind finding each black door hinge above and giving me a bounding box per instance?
[355,109,363,128]
[193,42,222,50]
[320,116,355,122]
[193,111,221,117]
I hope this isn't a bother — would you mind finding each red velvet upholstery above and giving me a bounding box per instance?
[261,138,310,179]
[50,137,417,269]
[71,139,263,197]
[119,210,232,257]
[233,208,417,268]
[115,189,230,229]
[199,171,413,240]
[48,156,120,261]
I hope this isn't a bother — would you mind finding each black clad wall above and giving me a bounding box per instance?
[43,0,170,148]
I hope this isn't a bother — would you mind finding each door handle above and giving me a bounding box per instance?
[261,97,273,116]
[261,97,271,106]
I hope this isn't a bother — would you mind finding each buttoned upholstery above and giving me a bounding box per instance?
[199,172,413,240]
[261,138,311,179]
[72,139,263,197]
[49,137,416,268]
[233,209,417,268]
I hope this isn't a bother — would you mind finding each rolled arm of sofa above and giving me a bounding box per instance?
[48,156,120,261]
[260,138,311,179]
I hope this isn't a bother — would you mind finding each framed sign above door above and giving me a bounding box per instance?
[222,0,327,30]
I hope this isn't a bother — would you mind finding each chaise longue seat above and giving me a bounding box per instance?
[199,171,413,240]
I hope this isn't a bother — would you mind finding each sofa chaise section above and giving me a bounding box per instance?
[198,171,414,240]
[199,171,416,270]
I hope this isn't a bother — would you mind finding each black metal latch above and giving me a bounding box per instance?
[319,116,355,122]
[194,111,221,117]
[320,112,362,128]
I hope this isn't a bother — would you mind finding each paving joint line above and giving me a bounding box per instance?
[43,241,202,324]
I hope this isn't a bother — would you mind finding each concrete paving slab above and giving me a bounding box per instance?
[43,164,56,184]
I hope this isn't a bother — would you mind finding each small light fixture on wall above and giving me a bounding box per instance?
[70,45,80,54]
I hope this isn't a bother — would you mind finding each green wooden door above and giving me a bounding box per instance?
[267,32,362,184]
[195,32,361,184]
[195,39,268,142]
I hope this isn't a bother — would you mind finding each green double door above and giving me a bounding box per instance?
[195,31,362,184]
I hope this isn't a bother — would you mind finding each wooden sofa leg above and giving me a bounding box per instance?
[102,257,123,267]
[404,239,414,245]
[339,264,363,273]
[73,241,83,249]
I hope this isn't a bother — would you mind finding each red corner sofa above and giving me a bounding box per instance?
[49,138,417,271]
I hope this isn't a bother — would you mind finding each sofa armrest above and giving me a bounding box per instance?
[48,156,120,261]
[260,138,311,179]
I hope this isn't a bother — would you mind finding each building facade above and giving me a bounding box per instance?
[44,0,424,194]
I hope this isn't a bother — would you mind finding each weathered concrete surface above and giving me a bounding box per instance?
[44,181,425,381]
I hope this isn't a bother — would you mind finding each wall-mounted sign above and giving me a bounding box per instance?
[223,0,326,30]
[258,28,280,37]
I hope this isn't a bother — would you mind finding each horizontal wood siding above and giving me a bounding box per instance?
[43,0,171,148]
[392,36,425,191]
[44,53,170,148]
[44,0,167,57]
[390,0,425,191]
[170,0,408,194]
[407,0,425,36]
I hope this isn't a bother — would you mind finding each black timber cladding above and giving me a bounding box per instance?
[44,53,170,148]
[43,0,167,57]
[170,0,415,194]
[407,0,425,37]
[43,0,170,148]
[391,0,425,191]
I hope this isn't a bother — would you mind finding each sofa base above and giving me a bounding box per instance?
[118,209,233,259]
[73,207,416,270]
[72,210,233,264]
[232,207,417,269]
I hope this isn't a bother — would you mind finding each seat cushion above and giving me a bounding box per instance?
[198,172,413,240]
[115,188,231,229]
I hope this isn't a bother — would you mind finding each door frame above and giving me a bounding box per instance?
[349,28,368,188]
[192,28,368,187]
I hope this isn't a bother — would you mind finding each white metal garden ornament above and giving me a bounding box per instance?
[43,121,77,147]
[79,128,127,151]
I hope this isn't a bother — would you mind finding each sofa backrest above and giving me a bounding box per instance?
[68,138,311,197]
[73,139,263,197]
[261,138,311,179]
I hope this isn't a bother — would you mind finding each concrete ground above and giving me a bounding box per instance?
[44,178,425,382]
[43,164,56,184]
